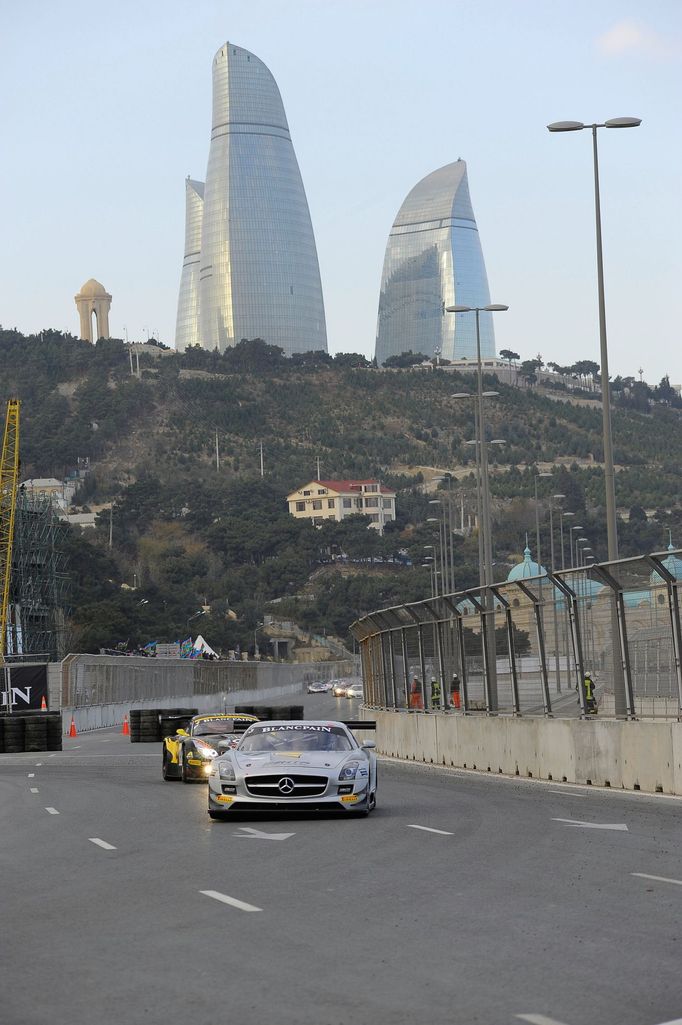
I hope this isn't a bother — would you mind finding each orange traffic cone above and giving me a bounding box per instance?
[121,714,130,736]
[40,696,47,710]
[69,718,78,737]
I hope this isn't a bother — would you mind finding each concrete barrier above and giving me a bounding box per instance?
[373,709,682,796]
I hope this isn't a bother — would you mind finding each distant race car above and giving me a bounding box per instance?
[207,719,377,819]
[345,682,364,700]
[307,680,332,694]
[332,680,348,697]
[162,713,260,782]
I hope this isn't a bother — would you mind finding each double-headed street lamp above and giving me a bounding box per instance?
[547,115,641,563]
[446,303,508,710]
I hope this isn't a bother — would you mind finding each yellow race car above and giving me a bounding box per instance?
[162,713,260,782]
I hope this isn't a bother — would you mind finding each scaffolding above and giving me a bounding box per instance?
[6,490,69,661]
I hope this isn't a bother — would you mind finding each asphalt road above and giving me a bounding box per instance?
[2,691,681,1025]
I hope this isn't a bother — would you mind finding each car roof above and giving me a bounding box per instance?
[245,719,350,730]
[192,713,259,723]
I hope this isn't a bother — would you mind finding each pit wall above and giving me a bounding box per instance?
[373,710,682,796]
[50,655,358,733]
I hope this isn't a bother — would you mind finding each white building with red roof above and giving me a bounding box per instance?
[286,479,396,533]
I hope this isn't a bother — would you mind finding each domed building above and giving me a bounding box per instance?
[74,278,112,343]
[507,543,546,583]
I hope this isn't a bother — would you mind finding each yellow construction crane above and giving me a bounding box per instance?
[0,399,20,665]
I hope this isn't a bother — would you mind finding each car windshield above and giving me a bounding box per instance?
[239,725,353,753]
[193,719,236,736]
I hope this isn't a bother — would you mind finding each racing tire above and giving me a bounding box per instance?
[162,750,179,781]
[181,753,197,783]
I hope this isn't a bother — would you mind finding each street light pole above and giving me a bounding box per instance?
[547,115,640,562]
[447,304,508,710]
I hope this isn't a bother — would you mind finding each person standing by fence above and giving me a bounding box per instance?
[451,672,461,709]
[409,677,424,710]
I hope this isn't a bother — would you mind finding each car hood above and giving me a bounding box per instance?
[232,751,350,771]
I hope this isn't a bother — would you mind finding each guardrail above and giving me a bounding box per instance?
[351,549,682,720]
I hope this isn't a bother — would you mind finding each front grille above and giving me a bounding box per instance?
[245,773,328,798]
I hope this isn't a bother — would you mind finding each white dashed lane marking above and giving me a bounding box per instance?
[30,788,39,793]
[27,773,35,778]
[552,818,628,831]
[45,807,59,815]
[200,890,262,912]
[407,824,454,836]
[632,872,682,888]
[516,1016,571,1025]
[88,838,117,850]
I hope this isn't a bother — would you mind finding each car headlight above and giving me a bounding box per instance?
[195,743,218,758]
[339,761,360,781]
[219,761,236,780]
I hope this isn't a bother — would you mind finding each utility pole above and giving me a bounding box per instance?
[316,456,321,481]
[215,429,220,471]
[108,506,113,550]
[135,351,140,379]
[259,442,264,478]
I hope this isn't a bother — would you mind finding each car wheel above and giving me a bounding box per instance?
[162,750,178,781]
[181,752,193,783]
[368,791,377,812]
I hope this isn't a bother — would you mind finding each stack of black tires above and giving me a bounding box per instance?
[128,707,198,743]
[235,704,304,720]
[0,711,63,752]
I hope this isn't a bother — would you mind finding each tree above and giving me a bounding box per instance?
[519,360,539,387]
[499,349,520,384]
[383,351,429,368]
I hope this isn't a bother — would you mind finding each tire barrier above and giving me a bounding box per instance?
[129,707,199,743]
[234,704,304,720]
[0,712,62,753]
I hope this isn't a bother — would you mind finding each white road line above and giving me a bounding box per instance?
[516,1015,571,1025]
[45,807,59,815]
[89,838,117,850]
[407,824,454,836]
[552,818,628,831]
[28,773,34,778]
[30,788,39,793]
[632,872,682,888]
[199,889,262,913]
[35,762,42,766]
[547,789,586,797]
[655,1019,682,1024]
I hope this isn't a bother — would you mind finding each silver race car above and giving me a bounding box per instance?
[207,720,377,819]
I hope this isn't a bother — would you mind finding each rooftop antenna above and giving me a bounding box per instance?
[259,442,264,478]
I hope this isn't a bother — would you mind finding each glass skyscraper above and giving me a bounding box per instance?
[175,43,327,355]
[375,160,495,366]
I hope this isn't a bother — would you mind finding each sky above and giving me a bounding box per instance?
[2,0,680,382]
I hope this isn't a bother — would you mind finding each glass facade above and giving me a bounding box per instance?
[175,178,204,352]
[176,43,327,356]
[375,160,495,365]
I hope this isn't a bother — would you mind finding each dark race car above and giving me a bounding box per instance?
[162,713,260,782]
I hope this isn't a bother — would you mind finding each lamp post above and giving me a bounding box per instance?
[533,471,552,582]
[559,510,574,570]
[548,494,565,692]
[547,115,641,563]
[446,304,508,710]
[569,525,584,568]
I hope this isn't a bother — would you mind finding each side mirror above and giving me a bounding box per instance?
[176,729,187,736]
[361,740,376,750]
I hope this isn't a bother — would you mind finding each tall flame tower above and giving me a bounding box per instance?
[175,43,327,356]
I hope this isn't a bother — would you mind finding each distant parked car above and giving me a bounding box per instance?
[345,682,364,700]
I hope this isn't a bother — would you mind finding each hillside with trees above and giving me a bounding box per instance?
[1,327,680,654]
